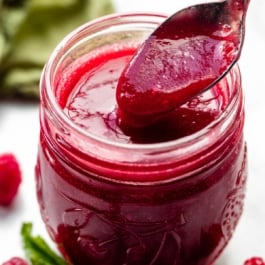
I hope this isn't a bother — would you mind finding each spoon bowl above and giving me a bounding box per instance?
[116,0,250,127]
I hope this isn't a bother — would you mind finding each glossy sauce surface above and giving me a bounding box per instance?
[62,44,226,145]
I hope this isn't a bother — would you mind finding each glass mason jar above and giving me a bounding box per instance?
[36,13,247,265]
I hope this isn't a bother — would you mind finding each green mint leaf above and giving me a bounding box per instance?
[21,223,69,265]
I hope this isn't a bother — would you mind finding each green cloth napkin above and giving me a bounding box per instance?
[0,0,114,99]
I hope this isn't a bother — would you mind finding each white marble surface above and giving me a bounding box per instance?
[0,0,265,264]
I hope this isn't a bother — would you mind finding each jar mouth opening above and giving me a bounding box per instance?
[43,12,240,153]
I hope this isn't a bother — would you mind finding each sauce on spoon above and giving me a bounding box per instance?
[116,0,250,127]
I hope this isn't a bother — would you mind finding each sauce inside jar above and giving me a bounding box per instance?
[37,13,247,265]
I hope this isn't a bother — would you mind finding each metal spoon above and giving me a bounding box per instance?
[116,0,250,127]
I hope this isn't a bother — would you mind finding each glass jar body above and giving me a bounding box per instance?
[36,13,247,265]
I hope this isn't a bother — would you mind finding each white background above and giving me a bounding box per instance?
[1,0,265,264]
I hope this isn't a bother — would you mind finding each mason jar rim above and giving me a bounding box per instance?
[42,12,241,155]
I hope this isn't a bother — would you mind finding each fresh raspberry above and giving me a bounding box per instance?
[2,257,28,265]
[0,153,22,206]
[244,257,265,265]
